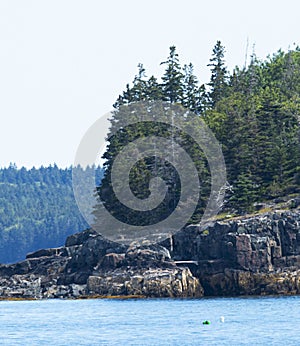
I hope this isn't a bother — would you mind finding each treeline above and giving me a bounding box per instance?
[0,165,103,263]
[100,42,300,218]
[1,42,300,260]
[207,43,300,211]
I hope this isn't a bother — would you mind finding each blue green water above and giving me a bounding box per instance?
[0,296,299,345]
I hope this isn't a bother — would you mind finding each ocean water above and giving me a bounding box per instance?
[0,296,299,345]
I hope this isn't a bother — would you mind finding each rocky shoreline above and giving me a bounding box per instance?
[1,210,300,299]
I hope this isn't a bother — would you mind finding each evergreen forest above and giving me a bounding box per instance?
[1,41,300,263]
[0,165,103,263]
[100,42,300,222]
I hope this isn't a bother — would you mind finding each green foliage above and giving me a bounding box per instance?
[207,47,300,211]
[0,165,103,263]
[102,42,300,217]
[182,63,207,114]
[160,46,184,103]
[99,46,212,227]
[207,41,229,106]
[2,43,300,263]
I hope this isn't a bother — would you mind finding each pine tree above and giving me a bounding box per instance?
[146,76,163,101]
[255,89,300,196]
[160,46,184,103]
[131,63,148,101]
[113,83,135,109]
[182,63,206,115]
[113,64,148,108]
[207,41,228,107]
[100,45,300,220]
[230,172,259,212]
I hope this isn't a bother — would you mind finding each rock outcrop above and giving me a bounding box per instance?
[162,210,300,296]
[0,230,203,299]
[2,210,300,298]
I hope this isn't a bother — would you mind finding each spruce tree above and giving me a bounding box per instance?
[160,46,184,103]
[207,41,228,107]
[146,76,163,101]
[182,63,206,115]
[100,45,300,220]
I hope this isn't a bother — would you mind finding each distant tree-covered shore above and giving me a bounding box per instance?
[0,164,103,263]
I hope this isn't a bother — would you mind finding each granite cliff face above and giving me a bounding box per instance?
[1,210,300,299]
[162,210,300,296]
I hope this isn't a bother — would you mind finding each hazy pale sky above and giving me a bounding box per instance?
[0,0,299,168]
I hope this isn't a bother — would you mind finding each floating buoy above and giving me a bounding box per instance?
[220,316,225,323]
[202,320,211,325]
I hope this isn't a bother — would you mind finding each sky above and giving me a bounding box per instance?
[0,0,299,168]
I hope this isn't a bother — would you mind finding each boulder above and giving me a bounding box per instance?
[87,267,203,298]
